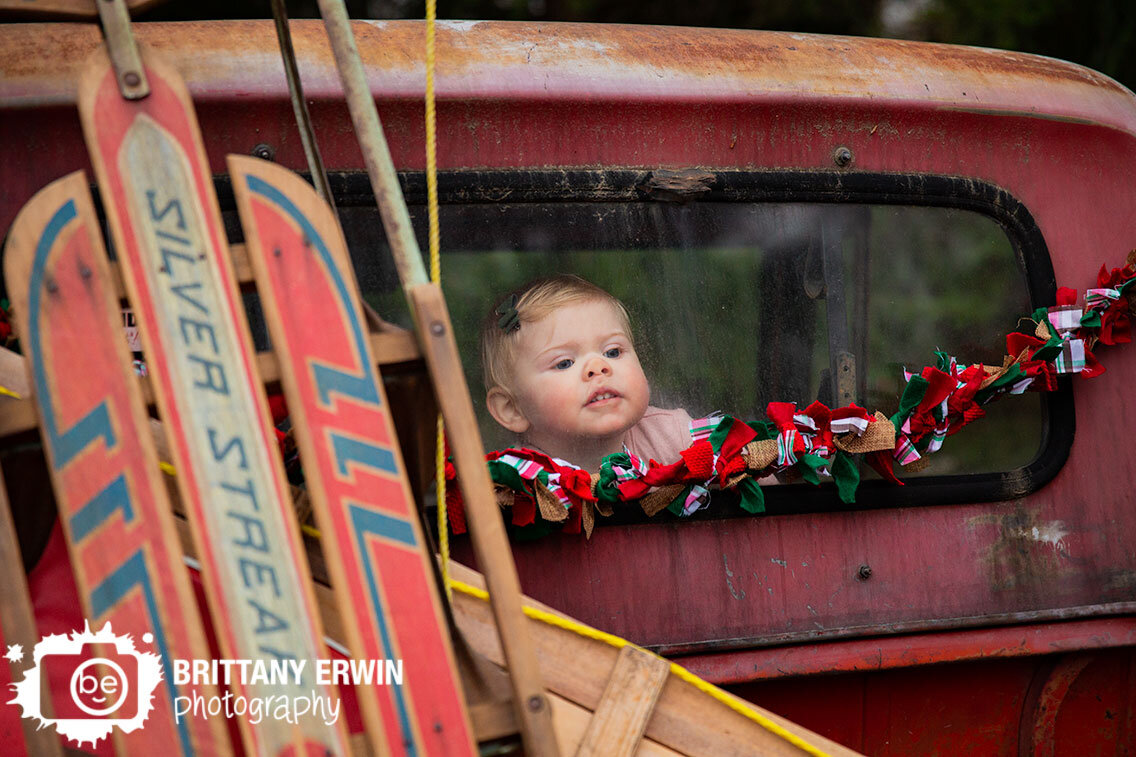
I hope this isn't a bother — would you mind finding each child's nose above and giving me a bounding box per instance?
[584,356,612,378]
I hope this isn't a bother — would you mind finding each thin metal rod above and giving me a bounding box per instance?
[96,0,149,99]
[269,0,336,209]
[315,0,427,290]
[316,4,559,753]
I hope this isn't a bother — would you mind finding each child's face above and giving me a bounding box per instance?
[500,299,650,452]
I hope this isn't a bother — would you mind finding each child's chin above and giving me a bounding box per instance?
[583,418,638,439]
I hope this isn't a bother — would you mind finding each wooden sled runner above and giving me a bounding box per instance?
[0,9,859,757]
[78,45,347,755]
[230,154,475,756]
[4,171,228,756]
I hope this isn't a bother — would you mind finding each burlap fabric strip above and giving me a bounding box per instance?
[832,412,895,454]
[979,349,1031,390]
[494,484,515,509]
[639,484,687,517]
[534,483,568,523]
[742,439,778,470]
[589,473,614,517]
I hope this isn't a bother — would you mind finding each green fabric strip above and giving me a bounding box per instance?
[1031,333,1065,362]
[745,419,776,441]
[797,454,828,486]
[667,486,691,517]
[707,416,734,453]
[488,460,528,492]
[975,363,1023,405]
[832,450,860,504]
[594,459,626,506]
[890,374,929,426]
[736,477,765,514]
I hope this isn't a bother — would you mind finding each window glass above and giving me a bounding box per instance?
[336,199,1041,479]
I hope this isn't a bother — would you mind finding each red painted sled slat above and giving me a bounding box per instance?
[229,155,476,756]
[2,172,229,755]
[77,47,348,756]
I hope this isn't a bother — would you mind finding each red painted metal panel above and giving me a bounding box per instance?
[733,648,1136,755]
[677,617,1136,683]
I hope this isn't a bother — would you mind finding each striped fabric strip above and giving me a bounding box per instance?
[689,414,722,442]
[1085,288,1120,311]
[544,472,573,509]
[776,429,798,466]
[1047,305,1084,336]
[793,414,818,432]
[926,425,948,454]
[682,485,711,516]
[893,434,921,465]
[498,454,545,480]
[1054,339,1086,374]
[830,416,869,435]
[1009,377,1035,395]
[612,465,638,482]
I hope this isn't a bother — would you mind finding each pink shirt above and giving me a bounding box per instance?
[623,406,694,465]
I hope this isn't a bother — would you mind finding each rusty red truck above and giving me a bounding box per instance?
[3,19,1135,754]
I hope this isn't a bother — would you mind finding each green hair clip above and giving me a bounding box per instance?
[495,294,521,333]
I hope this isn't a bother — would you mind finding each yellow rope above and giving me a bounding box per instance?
[424,0,450,600]
[449,578,832,757]
[0,385,21,399]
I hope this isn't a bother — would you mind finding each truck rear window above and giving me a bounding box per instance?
[274,169,1067,510]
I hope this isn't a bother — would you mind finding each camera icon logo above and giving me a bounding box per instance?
[52,646,137,720]
[7,622,163,748]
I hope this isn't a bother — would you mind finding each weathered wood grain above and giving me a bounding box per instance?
[231,154,475,756]
[575,645,670,757]
[448,561,862,757]
[409,283,561,752]
[2,170,230,755]
[78,45,347,756]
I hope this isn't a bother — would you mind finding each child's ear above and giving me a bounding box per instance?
[486,387,530,434]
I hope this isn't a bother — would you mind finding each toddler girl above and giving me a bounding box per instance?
[481,274,693,470]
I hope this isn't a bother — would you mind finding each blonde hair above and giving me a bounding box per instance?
[481,274,632,393]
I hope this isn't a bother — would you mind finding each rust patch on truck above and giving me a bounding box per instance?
[969,505,1072,592]
[638,169,716,201]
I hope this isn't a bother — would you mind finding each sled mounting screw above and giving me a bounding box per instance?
[857,564,872,580]
[79,263,92,280]
[833,146,854,168]
[252,143,275,161]
[527,695,545,712]
[430,321,445,336]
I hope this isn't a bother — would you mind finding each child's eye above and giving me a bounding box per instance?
[554,358,574,370]
[604,347,622,359]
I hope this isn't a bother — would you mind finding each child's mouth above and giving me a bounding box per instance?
[586,390,620,405]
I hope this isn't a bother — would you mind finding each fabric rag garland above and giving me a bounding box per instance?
[444,254,1136,539]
